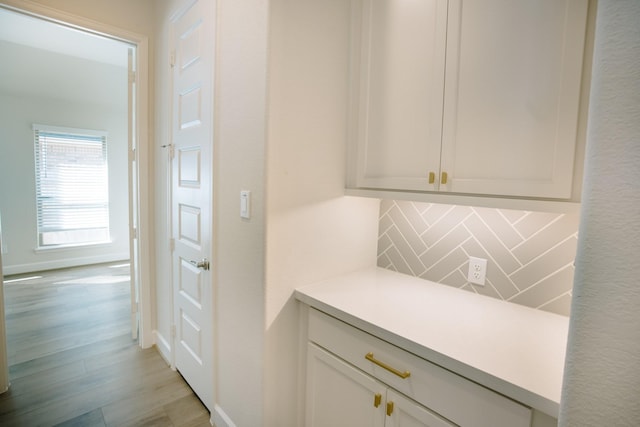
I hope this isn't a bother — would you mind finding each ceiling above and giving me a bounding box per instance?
[0,7,129,68]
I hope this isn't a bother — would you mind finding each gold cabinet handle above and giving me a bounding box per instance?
[428,171,435,184]
[386,401,394,416]
[365,352,411,379]
[373,393,382,408]
[441,171,448,185]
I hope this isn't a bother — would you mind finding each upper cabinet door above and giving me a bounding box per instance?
[440,0,589,198]
[356,0,449,191]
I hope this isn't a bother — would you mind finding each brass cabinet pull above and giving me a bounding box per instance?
[386,401,394,416]
[365,352,411,379]
[441,171,448,185]
[428,171,435,184]
[373,393,382,408]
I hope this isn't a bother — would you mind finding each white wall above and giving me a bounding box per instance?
[559,1,640,425]
[0,41,130,274]
[265,1,380,425]
[213,1,268,425]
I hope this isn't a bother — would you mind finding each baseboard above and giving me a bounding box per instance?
[154,330,173,367]
[212,405,236,427]
[3,253,130,275]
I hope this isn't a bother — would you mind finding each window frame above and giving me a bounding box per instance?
[33,123,111,249]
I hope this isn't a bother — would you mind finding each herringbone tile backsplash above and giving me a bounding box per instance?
[377,200,579,316]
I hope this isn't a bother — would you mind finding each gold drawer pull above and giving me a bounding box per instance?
[441,171,448,185]
[365,352,411,379]
[373,393,382,408]
[386,401,394,416]
[428,171,435,184]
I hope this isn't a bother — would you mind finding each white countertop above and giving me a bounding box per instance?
[295,267,569,418]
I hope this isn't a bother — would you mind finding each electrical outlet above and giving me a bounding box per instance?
[467,256,487,286]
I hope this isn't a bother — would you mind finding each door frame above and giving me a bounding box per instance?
[0,214,8,393]
[0,1,153,349]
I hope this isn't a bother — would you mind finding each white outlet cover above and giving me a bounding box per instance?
[467,256,487,286]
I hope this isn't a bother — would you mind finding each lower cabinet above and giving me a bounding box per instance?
[307,343,454,427]
[304,308,532,427]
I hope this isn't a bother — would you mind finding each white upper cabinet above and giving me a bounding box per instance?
[352,0,589,199]
[441,0,589,198]
[356,0,448,191]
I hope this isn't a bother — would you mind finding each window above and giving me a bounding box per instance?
[33,124,110,248]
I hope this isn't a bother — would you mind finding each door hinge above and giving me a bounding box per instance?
[131,302,138,314]
[160,144,175,159]
[132,227,138,240]
[129,148,137,163]
[171,324,176,338]
[170,50,176,68]
[128,70,137,84]
[169,238,175,252]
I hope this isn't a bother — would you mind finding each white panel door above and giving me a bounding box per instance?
[306,343,386,427]
[171,0,214,410]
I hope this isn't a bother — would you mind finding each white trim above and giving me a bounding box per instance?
[3,252,129,276]
[296,303,310,426]
[212,405,237,427]
[169,0,199,22]
[344,188,583,215]
[135,34,153,350]
[154,330,174,368]
[0,0,144,45]
[32,123,109,138]
[0,0,153,349]
[0,224,9,394]
[33,241,114,253]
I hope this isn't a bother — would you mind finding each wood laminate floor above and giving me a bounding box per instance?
[0,263,210,427]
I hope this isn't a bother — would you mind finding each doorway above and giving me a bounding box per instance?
[0,2,151,388]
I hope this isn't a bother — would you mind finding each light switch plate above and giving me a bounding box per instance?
[240,190,251,219]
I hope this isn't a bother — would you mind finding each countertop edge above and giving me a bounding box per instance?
[294,276,563,418]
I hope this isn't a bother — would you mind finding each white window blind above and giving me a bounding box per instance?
[33,124,110,248]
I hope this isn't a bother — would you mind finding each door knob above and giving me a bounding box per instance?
[190,258,210,270]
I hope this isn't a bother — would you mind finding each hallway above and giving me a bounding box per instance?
[0,263,209,426]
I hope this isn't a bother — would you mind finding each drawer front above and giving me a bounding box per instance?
[308,308,532,427]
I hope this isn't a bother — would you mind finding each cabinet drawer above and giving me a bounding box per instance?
[308,308,531,427]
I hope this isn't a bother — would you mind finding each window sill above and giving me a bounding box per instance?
[34,241,113,253]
